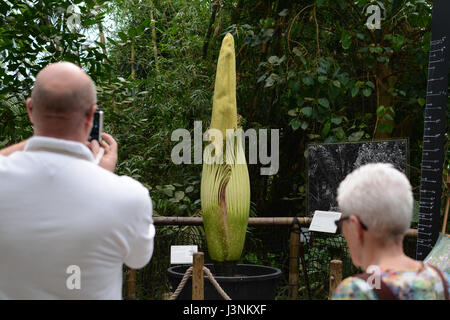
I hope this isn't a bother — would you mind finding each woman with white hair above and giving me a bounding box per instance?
[332,163,449,300]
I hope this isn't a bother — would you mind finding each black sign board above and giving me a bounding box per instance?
[416,0,450,260]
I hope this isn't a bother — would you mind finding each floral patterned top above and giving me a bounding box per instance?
[332,264,450,300]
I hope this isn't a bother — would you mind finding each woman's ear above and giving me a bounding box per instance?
[349,215,365,244]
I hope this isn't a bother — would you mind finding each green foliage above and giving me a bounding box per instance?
[152,180,201,216]
[0,0,108,142]
[2,1,441,214]
[224,0,441,218]
[1,0,449,299]
[97,0,212,216]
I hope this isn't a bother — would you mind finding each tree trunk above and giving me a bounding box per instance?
[202,0,220,58]
[374,63,396,139]
[94,0,107,62]
[131,39,136,79]
[149,0,159,74]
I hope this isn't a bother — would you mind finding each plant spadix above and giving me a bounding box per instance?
[201,33,250,262]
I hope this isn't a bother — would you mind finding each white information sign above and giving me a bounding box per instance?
[300,227,310,243]
[308,211,342,233]
[170,245,198,264]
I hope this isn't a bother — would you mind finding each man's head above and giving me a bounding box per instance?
[26,61,97,142]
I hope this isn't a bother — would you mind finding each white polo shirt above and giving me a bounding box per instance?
[0,136,155,299]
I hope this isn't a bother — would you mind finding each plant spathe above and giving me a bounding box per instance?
[201,33,251,262]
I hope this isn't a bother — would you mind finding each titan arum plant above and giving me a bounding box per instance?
[201,33,251,274]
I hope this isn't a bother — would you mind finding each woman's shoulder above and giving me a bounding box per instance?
[332,265,449,300]
[332,276,378,300]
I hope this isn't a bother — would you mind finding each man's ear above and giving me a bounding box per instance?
[85,104,97,127]
[26,98,34,124]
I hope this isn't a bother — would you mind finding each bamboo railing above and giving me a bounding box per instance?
[126,216,418,299]
[152,216,418,238]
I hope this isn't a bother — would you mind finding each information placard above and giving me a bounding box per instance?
[170,245,198,264]
[309,211,342,234]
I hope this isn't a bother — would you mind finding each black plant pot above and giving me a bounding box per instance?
[167,264,282,300]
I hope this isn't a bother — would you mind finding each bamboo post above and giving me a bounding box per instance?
[328,260,343,299]
[289,224,300,300]
[192,252,204,300]
[126,268,136,300]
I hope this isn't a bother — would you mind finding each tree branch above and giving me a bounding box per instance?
[202,0,220,59]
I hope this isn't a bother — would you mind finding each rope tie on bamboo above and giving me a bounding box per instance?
[169,266,232,300]
[290,217,302,235]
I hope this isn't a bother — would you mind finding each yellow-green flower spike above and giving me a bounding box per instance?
[201,33,250,262]
[210,33,238,138]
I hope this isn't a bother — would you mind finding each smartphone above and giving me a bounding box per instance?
[89,110,104,142]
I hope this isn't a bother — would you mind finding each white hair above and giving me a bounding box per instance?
[337,163,413,237]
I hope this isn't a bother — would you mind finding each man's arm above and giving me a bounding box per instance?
[0,140,28,156]
[123,187,155,269]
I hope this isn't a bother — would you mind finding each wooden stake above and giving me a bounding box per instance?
[126,268,136,300]
[289,226,300,300]
[442,196,449,235]
[329,260,343,299]
[192,252,204,300]
[442,175,450,235]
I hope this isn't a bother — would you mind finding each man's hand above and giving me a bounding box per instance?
[0,139,29,156]
[86,133,118,172]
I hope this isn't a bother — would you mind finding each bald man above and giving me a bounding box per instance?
[0,62,155,299]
